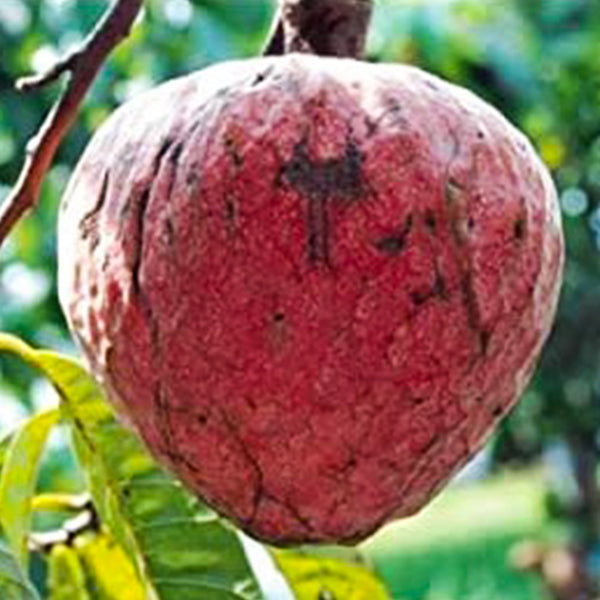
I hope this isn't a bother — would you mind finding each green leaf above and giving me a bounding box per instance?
[273,550,392,600]
[0,409,59,568]
[0,333,262,600]
[0,539,41,600]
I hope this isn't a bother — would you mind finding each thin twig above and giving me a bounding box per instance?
[16,54,80,93]
[0,0,144,249]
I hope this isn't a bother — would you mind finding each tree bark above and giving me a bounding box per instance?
[264,0,373,59]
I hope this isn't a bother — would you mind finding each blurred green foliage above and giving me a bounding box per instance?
[364,473,549,599]
[3,0,600,598]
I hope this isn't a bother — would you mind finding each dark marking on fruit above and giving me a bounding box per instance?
[492,405,504,418]
[374,236,404,256]
[154,386,177,457]
[132,139,184,292]
[377,97,405,128]
[433,267,448,299]
[445,178,472,248]
[307,196,330,264]
[335,455,359,480]
[269,310,288,350]
[424,210,437,232]
[374,214,413,256]
[165,146,182,199]
[460,272,482,339]
[224,197,238,228]
[215,408,264,522]
[283,138,365,199]
[441,176,490,357]
[410,265,447,306]
[154,138,175,173]
[251,66,274,86]
[480,330,491,355]
[421,434,440,455]
[365,116,378,136]
[514,217,525,241]
[261,492,315,532]
[131,186,151,295]
[186,169,201,190]
[225,137,243,167]
[119,195,134,222]
[244,396,257,412]
[79,171,110,251]
[170,142,184,167]
[164,215,175,247]
[282,138,365,266]
[165,447,201,474]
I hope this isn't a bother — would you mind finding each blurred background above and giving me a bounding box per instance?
[1,0,600,598]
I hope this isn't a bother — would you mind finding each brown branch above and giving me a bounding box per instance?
[263,0,373,58]
[0,0,144,249]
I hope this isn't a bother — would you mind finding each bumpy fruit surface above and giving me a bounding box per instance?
[59,54,563,545]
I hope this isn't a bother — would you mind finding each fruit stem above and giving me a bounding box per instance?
[263,0,373,59]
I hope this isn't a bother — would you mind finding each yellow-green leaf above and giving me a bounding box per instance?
[274,551,392,600]
[0,409,59,568]
[0,425,41,599]
[48,544,90,600]
[74,531,146,600]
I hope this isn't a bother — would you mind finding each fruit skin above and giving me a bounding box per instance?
[58,54,564,545]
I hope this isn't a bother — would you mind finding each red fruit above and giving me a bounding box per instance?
[58,54,563,544]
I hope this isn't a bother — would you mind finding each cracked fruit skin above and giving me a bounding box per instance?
[58,54,564,545]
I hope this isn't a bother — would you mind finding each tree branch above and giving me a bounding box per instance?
[263,0,373,58]
[0,0,144,250]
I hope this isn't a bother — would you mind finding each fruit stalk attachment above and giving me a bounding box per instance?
[264,0,373,58]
